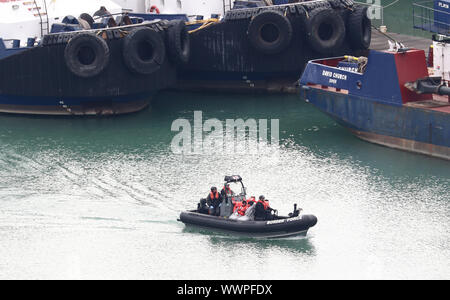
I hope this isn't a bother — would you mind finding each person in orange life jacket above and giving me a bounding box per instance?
[207,186,222,216]
[257,195,271,209]
[247,196,256,206]
[237,200,248,216]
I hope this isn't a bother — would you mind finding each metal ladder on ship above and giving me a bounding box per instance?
[32,0,49,38]
[222,0,233,15]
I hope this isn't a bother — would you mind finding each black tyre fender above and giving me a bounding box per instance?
[347,6,372,50]
[77,18,91,30]
[166,20,190,65]
[79,13,94,28]
[122,27,166,75]
[64,33,110,78]
[247,10,293,55]
[307,8,346,55]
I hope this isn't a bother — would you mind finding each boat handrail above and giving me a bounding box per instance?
[43,19,163,37]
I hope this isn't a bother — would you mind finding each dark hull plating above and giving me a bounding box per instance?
[0,23,177,115]
[178,2,364,93]
[304,88,450,160]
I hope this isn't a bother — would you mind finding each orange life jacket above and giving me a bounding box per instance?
[209,191,219,200]
[223,186,232,193]
[233,201,242,212]
[247,197,256,206]
[237,205,247,216]
[257,199,270,210]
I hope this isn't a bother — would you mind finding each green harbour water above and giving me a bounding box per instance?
[0,92,448,279]
[0,1,449,279]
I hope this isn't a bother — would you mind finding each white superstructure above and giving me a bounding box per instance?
[0,0,123,45]
[1,0,231,46]
[112,0,228,17]
[433,40,450,81]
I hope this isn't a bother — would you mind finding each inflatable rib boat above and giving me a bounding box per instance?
[179,211,318,239]
[180,176,317,238]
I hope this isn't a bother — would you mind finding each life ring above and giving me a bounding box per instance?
[64,33,110,78]
[247,10,293,55]
[122,27,166,75]
[166,20,190,65]
[149,5,160,14]
[307,8,346,55]
[347,6,371,50]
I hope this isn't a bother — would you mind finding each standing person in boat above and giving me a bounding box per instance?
[207,187,222,216]
[220,183,234,199]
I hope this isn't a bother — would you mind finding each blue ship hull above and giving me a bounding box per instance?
[303,88,450,160]
[299,49,450,160]
[0,22,177,116]
[0,93,153,116]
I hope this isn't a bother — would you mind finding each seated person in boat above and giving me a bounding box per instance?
[236,200,248,216]
[207,186,222,216]
[197,198,209,214]
[254,195,274,221]
[247,196,256,207]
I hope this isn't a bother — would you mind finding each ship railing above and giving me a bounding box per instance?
[354,1,384,28]
[223,0,233,13]
[413,1,450,36]
[33,0,50,38]
[221,0,385,26]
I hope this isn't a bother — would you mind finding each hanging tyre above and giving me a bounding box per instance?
[79,13,94,28]
[347,6,372,50]
[247,10,293,55]
[307,8,346,55]
[123,27,166,75]
[166,20,190,65]
[64,33,110,78]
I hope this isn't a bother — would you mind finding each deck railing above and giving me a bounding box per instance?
[33,0,49,37]
[413,0,450,35]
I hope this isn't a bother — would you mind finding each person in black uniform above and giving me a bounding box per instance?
[254,195,275,221]
[206,187,223,216]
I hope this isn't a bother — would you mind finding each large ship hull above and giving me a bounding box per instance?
[0,93,152,116]
[303,88,450,160]
[0,22,178,116]
[176,1,370,93]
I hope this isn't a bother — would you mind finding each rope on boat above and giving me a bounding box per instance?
[186,18,220,34]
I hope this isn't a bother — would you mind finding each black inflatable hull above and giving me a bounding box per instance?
[178,1,368,94]
[0,22,177,116]
[179,211,318,239]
